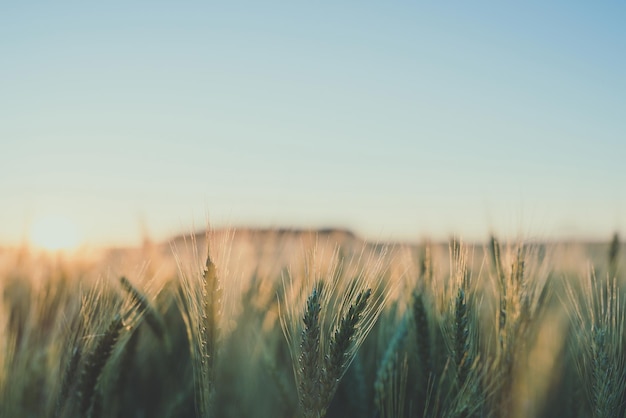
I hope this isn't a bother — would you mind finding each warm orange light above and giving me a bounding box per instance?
[30,215,81,251]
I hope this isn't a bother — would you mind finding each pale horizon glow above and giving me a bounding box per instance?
[1,2,625,247]
[30,214,81,251]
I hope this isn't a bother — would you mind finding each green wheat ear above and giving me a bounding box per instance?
[327,289,371,374]
[413,292,431,373]
[78,314,125,418]
[320,287,373,417]
[119,276,169,349]
[608,233,620,280]
[298,286,322,417]
[375,314,409,416]
[201,252,222,399]
[454,287,471,386]
[54,345,82,418]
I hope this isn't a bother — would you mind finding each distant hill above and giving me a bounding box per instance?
[169,227,361,247]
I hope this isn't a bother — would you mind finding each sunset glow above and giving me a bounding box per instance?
[30,215,81,251]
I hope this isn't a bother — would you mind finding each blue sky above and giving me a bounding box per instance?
[1,2,625,245]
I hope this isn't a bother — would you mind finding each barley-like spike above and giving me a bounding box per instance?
[514,247,525,285]
[490,237,508,332]
[79,314,124,418]
[54,345,82,418]
[328,289,371,374]
[119,276,168,346]
[490,236,506,285]
[298,286,322,417]
[454,287,471,386]
[375,314,409,415]
[591,326,612,418]
[200,251,222,411]
[608,232,620,280]
[420,244,433,287]
[412,292,432,384]
[113,326,140,415]
[202,253,221,357]
[320,288,372,410]
[376,352,409,418]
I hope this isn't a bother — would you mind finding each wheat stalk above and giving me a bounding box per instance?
[78,314,124,418]
[119,276,168,347]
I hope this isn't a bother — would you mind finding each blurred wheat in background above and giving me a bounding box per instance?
[0,228,624,418]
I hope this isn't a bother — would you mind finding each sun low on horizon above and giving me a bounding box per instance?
[29,214,82,252]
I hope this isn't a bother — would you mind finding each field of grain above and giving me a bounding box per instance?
[0,229,623,418]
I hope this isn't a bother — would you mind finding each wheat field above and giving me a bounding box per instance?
[0,228,623,418]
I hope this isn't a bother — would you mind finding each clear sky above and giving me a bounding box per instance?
[1,2,625,246]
